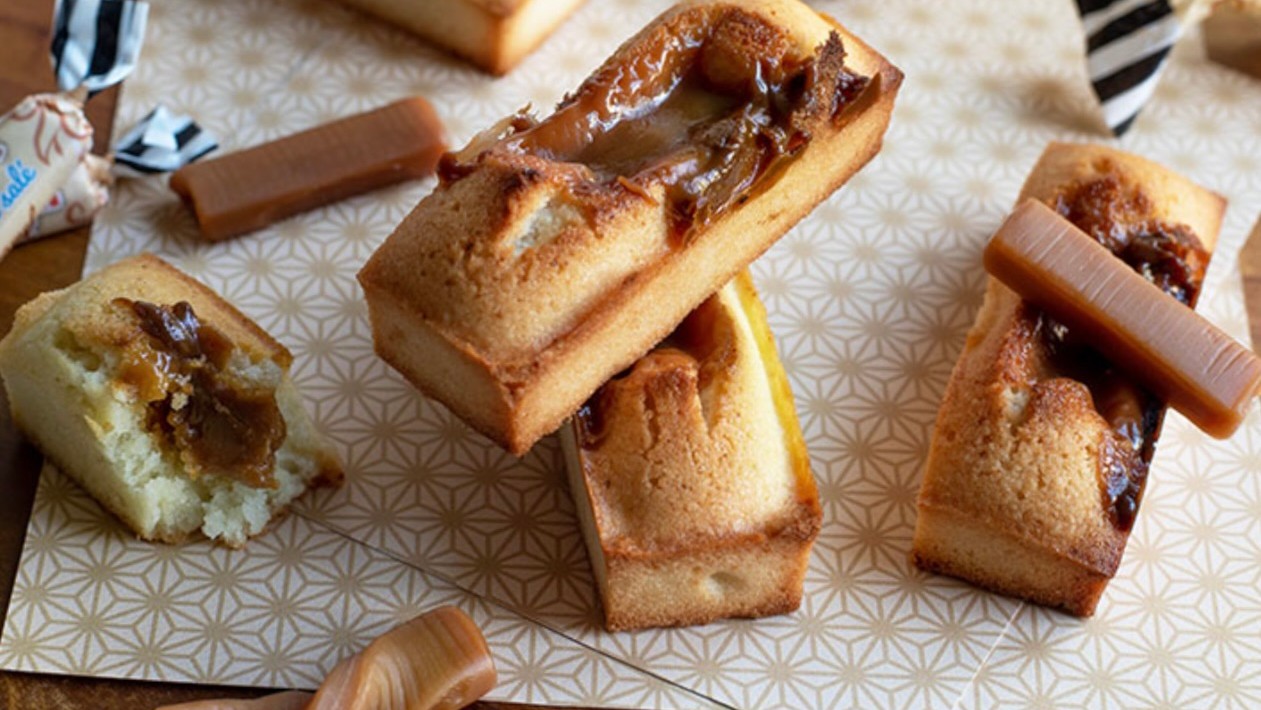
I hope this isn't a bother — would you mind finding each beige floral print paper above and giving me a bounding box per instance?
[2,0,1261,707]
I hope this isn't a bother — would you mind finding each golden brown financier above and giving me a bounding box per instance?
[359,0,902,455]
[913,142,1225,616]
[561,272,820,630]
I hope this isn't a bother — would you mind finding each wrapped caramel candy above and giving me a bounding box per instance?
[0,94,94,259]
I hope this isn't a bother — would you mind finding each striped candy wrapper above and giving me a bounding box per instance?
[52,0,149,95]
[20,1,217,247]
[1075,0,1189,136]
[113,105,219,178]
[7,0,149,248]
[53,1,219,178]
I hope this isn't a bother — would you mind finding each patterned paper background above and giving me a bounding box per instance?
[3,0,1261,707]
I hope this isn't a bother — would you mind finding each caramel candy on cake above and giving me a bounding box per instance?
[913,143,1225,616]
[170,97,445,241]
[337,0,586,75]
[560,272,821,631]
[985,199,1261,439]
[360,0,902,455]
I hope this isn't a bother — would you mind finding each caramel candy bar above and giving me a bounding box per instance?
[169,97,445,241]
[0,94,93,260]
[308,606,496,709]
[984,199,1261,438]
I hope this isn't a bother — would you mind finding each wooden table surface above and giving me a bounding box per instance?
[2,2,1260,709]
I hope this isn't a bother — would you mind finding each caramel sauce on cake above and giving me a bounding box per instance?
[362,0,901,455]
[440,7,869,243]
[1029,175,1209,530]
[115,298,287,489]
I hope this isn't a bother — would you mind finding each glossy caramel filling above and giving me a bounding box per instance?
[1033,176,1208,530]
[115,299,286,489]
[441,7,869,243]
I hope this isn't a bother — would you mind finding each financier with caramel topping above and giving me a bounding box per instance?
[912,143,1225,616]
[360,0,902,455]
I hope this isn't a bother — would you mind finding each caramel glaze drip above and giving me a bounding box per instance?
[1031,176,1208,530]
[438,8,869,245]
[114,298,287,489]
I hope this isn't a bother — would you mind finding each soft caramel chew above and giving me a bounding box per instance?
[913,143,1224,616]
[307,606,496,709]
[158,606,495,710]
[0,254,342,547]
[561,272,820,631]
[985,199,1261,439]
[337,0,585,75]
[360,0,902,455]
[170,97,445,241]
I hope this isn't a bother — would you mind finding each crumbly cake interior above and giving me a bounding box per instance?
[0,255,341,547]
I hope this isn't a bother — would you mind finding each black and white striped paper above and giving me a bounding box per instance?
[1074,0,1180,137]
[51,0,149,95]
[113,105,219,177]
[1076,0,1185,137]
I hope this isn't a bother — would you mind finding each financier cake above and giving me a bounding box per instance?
[0,254,342,547]
[912,143,1224,615]
[560,272,821,630]
[359,0,901,455]
[335,0,587,75]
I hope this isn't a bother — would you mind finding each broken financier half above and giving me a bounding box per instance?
[561,271,821,631]
[0,253,342,547]
[359,0,902,455]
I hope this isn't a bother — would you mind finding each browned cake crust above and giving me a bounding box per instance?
[561,272,820,631]
[0,254,343,547]
[336,0,586,75]
[912,143,1225,616]
[359,0,902,455]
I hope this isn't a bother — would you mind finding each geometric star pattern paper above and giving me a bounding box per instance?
[2,0,1261,707]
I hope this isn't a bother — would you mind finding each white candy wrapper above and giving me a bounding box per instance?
[1074,0,1217,136]
[0,94,93,260]
[19,153,112,243]
[2,0,151,256]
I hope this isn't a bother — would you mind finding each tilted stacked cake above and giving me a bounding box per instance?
[360,0,902,628]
